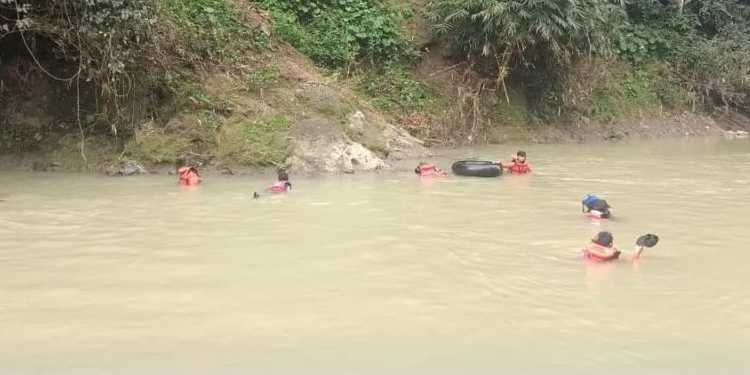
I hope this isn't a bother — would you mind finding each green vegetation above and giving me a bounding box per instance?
[2,0,750,170]
[357,65,434,114]
[217,116,291,166]
[427,0,750,118]
[246,66,281,92]
[161,0,254,62]
[258,0,408,69]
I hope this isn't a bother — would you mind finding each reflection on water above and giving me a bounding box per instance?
[1,138,749,374]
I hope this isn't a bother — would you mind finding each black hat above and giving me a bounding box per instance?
[636,234,659,248]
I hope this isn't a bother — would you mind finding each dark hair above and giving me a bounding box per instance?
[516,150,527,157]
[593,231,613,247]
[278,170,289,181]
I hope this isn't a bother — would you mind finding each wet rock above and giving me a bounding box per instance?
[346,110,428,160]
[724,130,749,139]
[219,166,235,175]
[382,122,427,160]
[31,161,61,172]
[118,160,147,176]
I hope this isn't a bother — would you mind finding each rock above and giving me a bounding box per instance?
[382,122,427,160]
[118,160,147,176]
[290,136,386,174]
[289,117,386,174]
[289,110,427,174]
[347,110,428,160]
[724,130,749,139]
[348,110,367,134]
[32,161,48,171]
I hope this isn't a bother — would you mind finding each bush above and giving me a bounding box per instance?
[357,65,434,114]
[427,0,622,67]
[161,0,253,62]
[259,0,406,68]
[0,0,153,87]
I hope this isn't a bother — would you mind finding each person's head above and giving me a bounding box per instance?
[514,150,527,163]
[277,170,289,181]
[414,162,426,174]
[592,231,613,247]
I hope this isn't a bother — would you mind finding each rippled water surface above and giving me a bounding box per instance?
[1,138,749,374]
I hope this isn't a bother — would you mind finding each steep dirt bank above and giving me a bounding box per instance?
[2,2,748,176]
[0,5,427,175]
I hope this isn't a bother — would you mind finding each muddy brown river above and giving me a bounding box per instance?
[1,138,749,374]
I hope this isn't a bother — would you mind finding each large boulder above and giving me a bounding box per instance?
[288,110,428,174]
[288,117,385,174]
[346,110,427,160]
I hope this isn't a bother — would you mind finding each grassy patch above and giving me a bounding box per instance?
[246,66,281,92]
[217,116,291,166]
[124,130,192,164]
[357,65,434,114]
[50,135,119,171]
[556,59,685,124]
[160,0,254,62]
[124,114,220,165]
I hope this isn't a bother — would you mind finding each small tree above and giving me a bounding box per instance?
[428,0,623,102]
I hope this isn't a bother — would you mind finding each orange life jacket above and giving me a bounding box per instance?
[582,243,620,262]
[509,161,531,174]
[268,180,291,193]
[416,163,447,177]
[178,167,201,186]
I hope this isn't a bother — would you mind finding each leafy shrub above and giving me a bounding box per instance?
[427,0,622,67]
[161,0,252,61]
[358,65,433,114]
[259,0,406,68]
[0,0,153,86]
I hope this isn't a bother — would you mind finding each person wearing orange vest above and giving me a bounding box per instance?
[582,231,621,262]
[176,160,201,186]
[414,162,448,177]
[268,170,292,193]
[498,150,532,174]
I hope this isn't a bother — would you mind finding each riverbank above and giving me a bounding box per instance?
[2,2,749,176]
[1,111,746,176]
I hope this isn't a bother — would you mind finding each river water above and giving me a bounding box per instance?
[1,138,749,374]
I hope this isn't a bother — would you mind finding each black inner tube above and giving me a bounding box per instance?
[452,160,502,177]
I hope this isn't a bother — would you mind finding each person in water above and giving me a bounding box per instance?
[498,150,532,174]
[268,170,292,193]
[176,160,201,186]
[582,194,611,219]
[414,162,448,177]
[582,231,621,262]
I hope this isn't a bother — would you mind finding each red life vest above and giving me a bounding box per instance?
[417,163,447,177]
[268,180,291,193]
[582,243,620,262]
[178,167,201,186]
[509,161,531,174]
[585,210,609,220]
